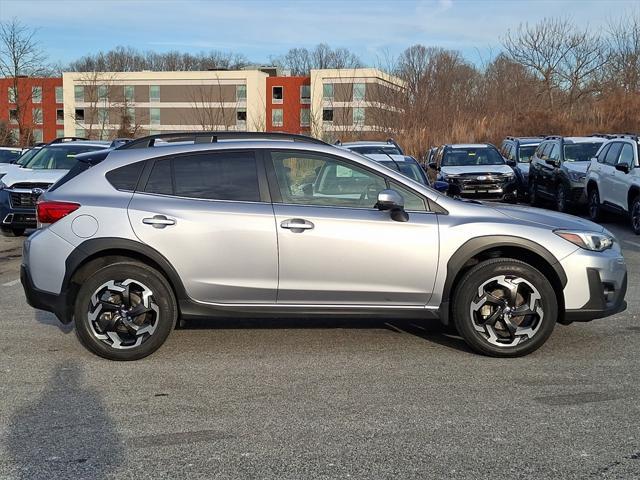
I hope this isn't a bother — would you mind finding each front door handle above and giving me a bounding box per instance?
[280,218,314,231]
[143,215,176,229]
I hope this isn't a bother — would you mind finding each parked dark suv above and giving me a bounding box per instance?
[528,135,607,212]
[500,137,544,200]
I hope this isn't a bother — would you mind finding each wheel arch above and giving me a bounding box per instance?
[63,238,188,321]
[627,185,640,211]
[586,179,599,194]
[438,236,567,326]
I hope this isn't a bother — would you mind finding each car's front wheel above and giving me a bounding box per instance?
[74,259,178,360]
[588,187,604,222]
[452,258,557,357]
[631,196,640,235]
[528,181,540,206]
[555,184,570,213]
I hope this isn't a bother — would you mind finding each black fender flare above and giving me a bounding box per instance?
[438,235,568,325]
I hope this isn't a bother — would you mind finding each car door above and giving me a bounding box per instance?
[530,142,549,190]
[599,142,623,206]
[267,149,439,306]
[611,142,636,209]
[127,149,278,304]
[540,142,559,196]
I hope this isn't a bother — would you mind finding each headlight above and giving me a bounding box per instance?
[442,173,460,181]
[554,229,614,252]
[568,171,586,183]
[504,172,515,179]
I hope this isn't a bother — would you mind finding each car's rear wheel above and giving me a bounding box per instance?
[631,196,640,235]
[555,184,570,213]
[588,187,603,222]
[452,258,557,357]
[74,260,177,361]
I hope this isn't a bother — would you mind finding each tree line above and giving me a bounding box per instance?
[1,13,639,153]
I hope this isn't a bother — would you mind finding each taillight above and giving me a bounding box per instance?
[36,200,80,224]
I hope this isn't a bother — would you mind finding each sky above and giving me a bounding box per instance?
[1,0,638,67]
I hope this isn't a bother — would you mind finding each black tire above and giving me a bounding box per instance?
[0,227,25,237]
[452,258,557,357]
[630,196,640,235]
[588,187,603,222]
[529,181,540,206]
[74,259,177,361]
[555,183,570,213]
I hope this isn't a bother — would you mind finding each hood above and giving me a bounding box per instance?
[489,202,604,232]
[564,161,589,174]
[1,168,68,188]
[364,153,407,164]
[441,164,513,176]
[0,163,22,177]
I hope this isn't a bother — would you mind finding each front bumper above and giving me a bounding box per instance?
[0,189,37,229]
[21,264,71,323]
[447,177,518,201]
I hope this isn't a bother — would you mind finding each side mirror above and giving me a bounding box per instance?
[433,180,449,193]
[428,161,439,171]
[506,159,516,167]
[545,158,559,167]
[376,189,409,222]
[615,163,630,174]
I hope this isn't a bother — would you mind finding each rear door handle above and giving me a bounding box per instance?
[143,215,176,229]
[280,218,314,231]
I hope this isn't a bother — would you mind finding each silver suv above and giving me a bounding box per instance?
[21,132,628,360]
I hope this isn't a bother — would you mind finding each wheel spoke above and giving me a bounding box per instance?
[128,303,152,317]
[480,306,503,326]
[511,304,536,317]
[99,300,120,311]
[121,284,131,308]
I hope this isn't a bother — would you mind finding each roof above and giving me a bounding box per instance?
[47,140,111,148]
[446,144,492,149]
[558,137,607,144]
[340,141,397,147]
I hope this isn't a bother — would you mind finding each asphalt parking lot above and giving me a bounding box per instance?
[0,214,639,480]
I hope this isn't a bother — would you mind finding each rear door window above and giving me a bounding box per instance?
[604,143,623,166]
[596,144,611,163]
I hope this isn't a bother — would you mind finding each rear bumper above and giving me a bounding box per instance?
[21,264,71,323]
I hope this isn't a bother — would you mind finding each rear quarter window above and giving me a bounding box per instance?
[106,161,145,191]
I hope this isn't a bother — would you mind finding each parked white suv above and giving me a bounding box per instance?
[585,134,640,234]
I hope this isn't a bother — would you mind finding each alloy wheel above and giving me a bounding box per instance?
[87,279,160,349]
[556,187,566,212]
[589,191,599,220]
[469,275,544,347]
[632,199,640,234]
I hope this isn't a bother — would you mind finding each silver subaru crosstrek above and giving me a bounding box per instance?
[21,132,627,360]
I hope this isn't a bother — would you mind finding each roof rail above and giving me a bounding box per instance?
[608,133,639,141]
[386,138,404,155]
[117,131,329,150]
[334,139,342,146]
[589,133,613,138]
[109,138,133,148]
[544,135,563,140]
[46,136,89,146]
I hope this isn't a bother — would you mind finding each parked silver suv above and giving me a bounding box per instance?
[21,132,627,360]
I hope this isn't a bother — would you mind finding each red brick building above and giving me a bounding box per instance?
[266,76,311,134]
[0,76,64,146]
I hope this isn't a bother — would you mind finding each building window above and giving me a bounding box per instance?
[149,130,161,135]
[272,86,283,104]
[56,109,64,122]
[33,129,43,143]
[353,107,365,126]
[8,87,16,103]
[56,129,65,138]
[272,108,283,127]
[98,85,109,101]
[74,85,84,102]
[149,85,160,102]
[353,83,366,101]
[75,108,85,121]
[322,83,334,100]
[75,128,85,137]
[32,107,43,124]
[236,84,246,101]
[9,109,18,123]
[126,107,135,123]
[300,85,311,104]
[55,86,63,103]
[322,108,333,123]
[300,108,310,127]
[124,85,135,103]
[98,108,109,124]
[150,107,161,125]
[32,86,42,103]
[236,108,247,125]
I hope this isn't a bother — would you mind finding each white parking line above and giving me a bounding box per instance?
[1,279,20,287]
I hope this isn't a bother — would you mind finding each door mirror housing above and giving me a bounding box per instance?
[433,180,450,193]
[376,189,409,222]
[428,161,439,171]
[545,158,559,167]
[506,159,516,167]
[615,163,630,174]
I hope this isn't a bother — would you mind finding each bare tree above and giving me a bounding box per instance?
[0,18,48,146]
[273,44,362,75]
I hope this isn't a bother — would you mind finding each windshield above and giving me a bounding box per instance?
[442,147,505,167]
[518,145,537,163]
[378,160,428,185]
[0,149,22,164]
[24,144,105,170]
[16,149,38,166]
[349,146,402,156]
[563,142,603,162]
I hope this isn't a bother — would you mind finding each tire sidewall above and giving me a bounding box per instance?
[452,259,557,357]
[588,188,601,222]
[74,262,177,361]
[631,197,640,235]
